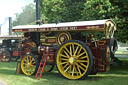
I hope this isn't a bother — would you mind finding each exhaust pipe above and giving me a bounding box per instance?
[9,17,12,35]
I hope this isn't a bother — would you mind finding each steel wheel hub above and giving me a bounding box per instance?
[69,57,75,64]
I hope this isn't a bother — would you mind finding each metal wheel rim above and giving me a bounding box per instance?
[56,42,89,79]
[21,55,37,75]
[1,51,10,62]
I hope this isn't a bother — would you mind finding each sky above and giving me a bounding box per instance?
[0,0,34,35]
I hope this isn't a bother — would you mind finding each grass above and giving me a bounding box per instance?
[0,58,128,85]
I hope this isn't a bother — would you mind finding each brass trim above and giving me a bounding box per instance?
[40,39,45,43]
[41,43,57,45]
[56,31,71,45]
[38,46,41,54]
[46,37,56,38]
[41,48,44,51]
[100,65,104,71]
[97,41,106,45]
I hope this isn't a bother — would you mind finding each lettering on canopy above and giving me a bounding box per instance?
[38,26,77,31]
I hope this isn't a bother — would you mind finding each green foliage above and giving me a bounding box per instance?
[81,0,128,43]
[40,0,85,23]
[109,0,128,43]
[13,3,36,26]
[82,0,111,20]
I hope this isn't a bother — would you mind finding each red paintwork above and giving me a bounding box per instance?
[0,55,4,62]
[45,38,56,45]
[39,45,57,62]
[12,25,104,32]
[13,51,19,56]
[86,39,111,72]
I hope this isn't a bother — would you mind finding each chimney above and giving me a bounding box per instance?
[36,0,40,25]
[0,27,1,35]
[9,17,12,35]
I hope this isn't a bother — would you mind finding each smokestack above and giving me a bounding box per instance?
[9,17,12,35]
[36,0,41,25]
[0,27,1,35]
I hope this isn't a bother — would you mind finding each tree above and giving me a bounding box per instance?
[109,0,128,43]
[40,0,85,23]
[13,3,36,26]
[81,0,128,43]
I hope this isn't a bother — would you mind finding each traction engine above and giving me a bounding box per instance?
[13,19,118,80]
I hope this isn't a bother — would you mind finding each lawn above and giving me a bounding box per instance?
[0,58,128,85]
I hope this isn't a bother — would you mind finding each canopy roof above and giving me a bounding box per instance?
[12,19,116,32]
[0,35,21,39]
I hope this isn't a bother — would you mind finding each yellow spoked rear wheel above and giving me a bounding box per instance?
[56,40,93,79]
[21,54,39,75]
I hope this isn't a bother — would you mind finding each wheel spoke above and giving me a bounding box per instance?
[30,64,36,67]
[64,47,71,56]
[30,58,34,63]
[79,63,87,68]
[73,64,78,76]
[23,63,28,65]
[63,63,69,68]
[77,47,82,55]
[29,68,32,73]
[31,62,36,64]
[26,57,29,62]
[75,63,86,71]
[61,58,68,61]
[65,65,70,72]
[76,65,81,75]
[70,45,72,56]
[73,46,79,56]
[78,56,88,59]
[59,54,69,58]
[76,52,86,58]
[72,68,74,76]
[63,50,70,58]
[72,43,75,55]
[75,60,88,63]
[24,59,29,63]
[69,65,72,74]
[60,62,67,65]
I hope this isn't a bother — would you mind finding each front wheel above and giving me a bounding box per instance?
[21,54,39,75]
[56,40,93,80]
